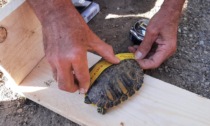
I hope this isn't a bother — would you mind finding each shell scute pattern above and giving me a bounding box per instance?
[85,59,144,114]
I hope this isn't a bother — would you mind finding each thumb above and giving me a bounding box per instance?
[135,29,158,60]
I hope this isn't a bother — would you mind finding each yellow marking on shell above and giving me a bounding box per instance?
[90,53,135,86]
[91,104,97,107]
[90,83,145,108]
[88,53,136,108]
[117,79,127,94]
[106,90,114,101]
[126,71,137,80]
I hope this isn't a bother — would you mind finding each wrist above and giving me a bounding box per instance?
[40,3,76,27]
[157,0,185,24]
[28,0,80,27]
[160,0,185,15]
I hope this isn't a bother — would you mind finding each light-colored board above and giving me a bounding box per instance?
[2,1,210,126]
[12,54,210,126]
[0,1,44,84]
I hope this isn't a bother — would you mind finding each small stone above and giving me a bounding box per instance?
[164,66,169,72]
[158,68,163,71]
[16,102,21,107]
[204,51,208,54]
[199,40,204,45]
[205,82,210,85]
[188,34,193,38]
[194,18,198,21]
[24,118,28,122]
[102,38,106,42]
[117,7,120,10]
[202,77,205,82]
[178,28,181,33]
[17,108,23,113]
[183,27,188,30]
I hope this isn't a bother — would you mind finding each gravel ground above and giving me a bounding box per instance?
[0,0,210,126]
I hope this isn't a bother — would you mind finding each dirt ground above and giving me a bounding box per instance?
[0,0,210,125]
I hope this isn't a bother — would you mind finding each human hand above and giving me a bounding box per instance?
[40,4,119,93]
[129,5,183,69]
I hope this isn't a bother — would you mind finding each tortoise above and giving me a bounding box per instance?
[84,54,144,114]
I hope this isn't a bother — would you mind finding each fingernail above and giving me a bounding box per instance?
[135,51,142,59]
[79,88,87,94]
[115,56,121,63]
[116,57,120,63]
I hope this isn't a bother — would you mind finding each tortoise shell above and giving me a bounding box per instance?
[85,59,144,114]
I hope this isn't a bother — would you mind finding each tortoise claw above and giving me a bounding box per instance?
[106,102,111,108]
[121,94,128,101]
[128,89,135,97]
[84,96,92,104]
[114,100,121,106]
[97,100,106,108]
[109,101,114,108]
[134,83,142,91]
[97,107,106,114]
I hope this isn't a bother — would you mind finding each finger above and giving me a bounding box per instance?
[91,34,120,64]
[56,63,79,92]
[128,45,138,53]
[52,67,57,81]
[137,47,169,69]
[47,58,58,81]
[128,46,136,53]
[72,53,90,94]
[50,63,57,81]
[135,27,158,60]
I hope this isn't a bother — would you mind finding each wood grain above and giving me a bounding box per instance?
[0,1,44,84]
[15,55,210,126]
[2,1,210,126]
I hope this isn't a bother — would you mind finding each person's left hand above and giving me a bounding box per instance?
[129,7,181,69]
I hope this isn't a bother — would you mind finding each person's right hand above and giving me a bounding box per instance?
[37,2,120,93]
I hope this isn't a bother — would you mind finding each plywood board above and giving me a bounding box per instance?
[12,53,210,126]
[1,1,210,126]
[0,1,44,84]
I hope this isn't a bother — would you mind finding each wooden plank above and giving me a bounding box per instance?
[10,54,210,126]
[0,1,44,84]
[1,1,210,126]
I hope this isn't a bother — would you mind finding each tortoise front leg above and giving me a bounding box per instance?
[97,107,106,114]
